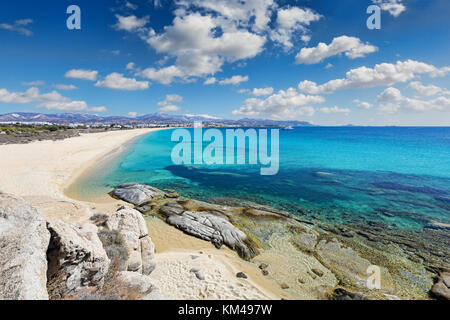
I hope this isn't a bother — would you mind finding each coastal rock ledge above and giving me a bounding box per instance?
[112,183,162,206]
[0,193,51,300]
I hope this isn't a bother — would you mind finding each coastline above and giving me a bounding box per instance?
[0,128,286,300]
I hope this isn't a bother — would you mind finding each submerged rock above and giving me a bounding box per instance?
[0,193,51,300]
[46,220,110,298]
[112,183,162,206]
[106,207,156,275]
[159,202,257,260]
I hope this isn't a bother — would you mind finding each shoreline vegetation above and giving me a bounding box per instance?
[0,129,448,300]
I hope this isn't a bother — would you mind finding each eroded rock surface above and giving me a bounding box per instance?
[159,202,257,259]
[430,268,450,300]
[106,207,156,275]
[0,193,50,300]
[46,220,110,298]
[112,183,162,206]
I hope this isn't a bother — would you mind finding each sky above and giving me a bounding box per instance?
[0,0,449,125]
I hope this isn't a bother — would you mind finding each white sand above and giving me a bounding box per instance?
[0,129,284,300]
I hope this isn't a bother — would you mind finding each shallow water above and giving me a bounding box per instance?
[72,127,450,231]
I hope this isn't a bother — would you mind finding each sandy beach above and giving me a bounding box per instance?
[0,128,286,300]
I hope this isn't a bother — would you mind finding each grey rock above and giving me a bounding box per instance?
[106,207,156,275]
[330,288,367,300]
[236,272,248,279]
[160,203,255,259]
[112,183,162,206]
[46,221,110,297]
[0,193,50,300]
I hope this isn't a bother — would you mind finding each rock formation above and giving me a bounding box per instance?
[0,193,50,300]
[46,220,111,299]
[106,207,156,275]
[112,183,162,206]
[159,201,257,259]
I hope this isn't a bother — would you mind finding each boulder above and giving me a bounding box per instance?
[430,268,450,300]
[115,271,165,300]
[46,221,110,298]
[159,202,256,259]
[0,193,50,300]
[112,183,162,206]
[106,207,156,275]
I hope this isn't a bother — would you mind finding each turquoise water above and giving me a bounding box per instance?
[73,127,450,230]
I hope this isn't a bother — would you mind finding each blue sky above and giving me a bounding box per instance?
[0,0,449,125]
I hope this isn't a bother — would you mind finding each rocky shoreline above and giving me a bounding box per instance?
[1,183,449,300]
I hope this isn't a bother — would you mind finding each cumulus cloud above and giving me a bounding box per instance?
[232,87,324,119]
[298,60,449,94]
[377,87,450,114]
[204,77,216,85]
[114,15,149,32]
[128,111,138,118]
[219,75,249,85]
[65,69,99,81]
[252,87,274,96]
[270,7,321,49]
[114,2,321,84]
[95,72,149,90]
[126,62,135,70]
[157,94,183,112]
[0,87,106,112]
[0,19,33,36]
[319,106,351,115]
[408,81,448,97]
[295,36,378,64]
[353,99,373,109]
[372,0,406,17]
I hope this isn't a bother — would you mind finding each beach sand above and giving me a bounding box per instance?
[0,128,288,300]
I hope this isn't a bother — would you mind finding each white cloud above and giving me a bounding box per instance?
[219,75,249,85]
[204,77,216,85]
[295,36,378,64]
[377,87,450,114]
[252,87,274,96]
[128,111,138,118]
[114,15,149,32]
[138,65,184,85]
[157,94,183,112]
[65,69,99,81]
[125,2,138,10]
[298,60,448,94]
[0,87,106,112]
[0,19,33,36]
[126,62,135,70]
[184,113,219,119]
[95,72,149,90]
[353,99,373,109]
[52,84,78,91]
[320,106,351,114]
[270,7,321,49]
[407,81,448,97]
[372,0,406,17]
[232,87,324,119]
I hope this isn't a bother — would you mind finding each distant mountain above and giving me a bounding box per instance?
[0,112,314,127]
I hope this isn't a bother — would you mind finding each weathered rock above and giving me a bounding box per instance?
[112,183,162,206]
[160,203,256,259]
[115,271,165,300]
[430,268,450,300]
[106,207,156,275]
[236,272,248,279]
[165,192,179,199]
[46,220,110,298]
[312,268,324,277]
[190,268,205,280]
[0,193,50,300]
